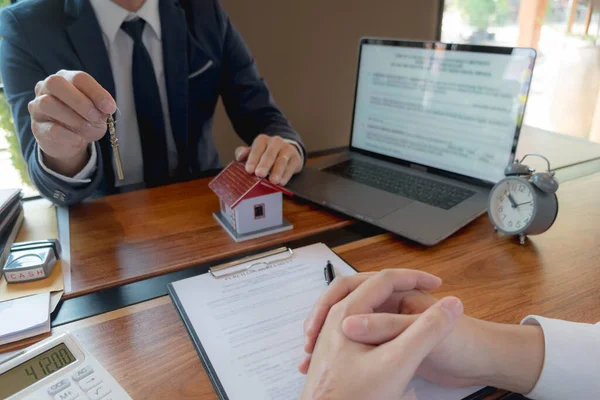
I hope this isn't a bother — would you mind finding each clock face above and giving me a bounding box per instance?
[489,177,536,234]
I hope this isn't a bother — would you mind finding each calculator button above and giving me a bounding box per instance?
[72,365,94,382]
[79,373,102,391]
[87,383,111,400]
[48,379,71,395]
[54,387,82,400]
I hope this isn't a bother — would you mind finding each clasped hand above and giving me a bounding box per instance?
[298,270,464,400]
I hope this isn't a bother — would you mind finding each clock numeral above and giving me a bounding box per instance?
[519,185,525,193]
[500,196,504,202]
[524,218,530,224]
[498,206,503,213]
[516,221,521,228]
[501,214,506,220]
[508,221,513,228]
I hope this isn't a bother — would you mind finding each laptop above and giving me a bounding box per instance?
[287,38,537,245]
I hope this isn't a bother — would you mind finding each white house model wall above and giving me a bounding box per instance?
[233,192,283,235]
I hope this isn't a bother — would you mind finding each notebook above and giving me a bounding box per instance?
[168,243,489,400]
[0,206,25,271]
[0,189,21,219]
[0,197,22,237]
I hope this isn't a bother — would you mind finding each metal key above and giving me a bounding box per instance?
[108,115,124,180]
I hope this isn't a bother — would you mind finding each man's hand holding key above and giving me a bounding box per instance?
[28,70,302,184]
[28,70,117,177]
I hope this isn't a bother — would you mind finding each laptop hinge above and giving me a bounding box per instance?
[409,163,428,173]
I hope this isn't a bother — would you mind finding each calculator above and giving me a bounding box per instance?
[0,333,132,400]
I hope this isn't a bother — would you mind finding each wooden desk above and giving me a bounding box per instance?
[13,125,596,300]
[336,172,600,324]
[4,173,599,398]
[65,177,350,298]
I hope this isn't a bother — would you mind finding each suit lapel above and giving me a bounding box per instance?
[64,0,116,190]
[159,0,191,175]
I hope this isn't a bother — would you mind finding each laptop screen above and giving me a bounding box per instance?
[350,40,536,183]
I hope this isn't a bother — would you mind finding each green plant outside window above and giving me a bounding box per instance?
[0,0,37,195]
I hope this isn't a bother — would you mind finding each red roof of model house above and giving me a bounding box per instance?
[209,162,293,209]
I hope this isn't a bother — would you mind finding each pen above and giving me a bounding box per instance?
[324,260,336,286]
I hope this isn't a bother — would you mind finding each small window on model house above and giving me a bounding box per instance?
[254,204,265,219]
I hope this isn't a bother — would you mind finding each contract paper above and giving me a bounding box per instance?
[170,243,482,400]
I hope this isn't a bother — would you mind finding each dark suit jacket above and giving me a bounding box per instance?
[0,0,303,206]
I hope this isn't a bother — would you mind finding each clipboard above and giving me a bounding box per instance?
[168,244,349,400]
[167,245,322,400]
[168,284,229,399]
[208,247,294,279]
[168,244,497,400]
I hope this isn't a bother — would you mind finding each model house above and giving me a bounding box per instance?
[208,162,293,241]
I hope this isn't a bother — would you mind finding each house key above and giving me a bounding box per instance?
[108,115,124,180]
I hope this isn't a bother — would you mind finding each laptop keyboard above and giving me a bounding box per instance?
[323,159,475,210]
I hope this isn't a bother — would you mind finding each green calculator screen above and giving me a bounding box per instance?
[0,343,76,398]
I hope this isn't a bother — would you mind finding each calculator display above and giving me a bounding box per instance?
[0,343,76,398]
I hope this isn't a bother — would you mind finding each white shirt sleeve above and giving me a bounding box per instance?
[282,139,305,164]
[521,315,600,400]
[37,143,98,184]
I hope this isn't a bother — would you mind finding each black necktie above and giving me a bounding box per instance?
[121,18,169,186]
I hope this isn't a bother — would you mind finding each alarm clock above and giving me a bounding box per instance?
[488,154,559,244]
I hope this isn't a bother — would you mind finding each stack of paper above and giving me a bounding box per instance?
[0,292,51,346]
[0,195,65,346]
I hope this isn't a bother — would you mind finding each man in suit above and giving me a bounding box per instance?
[0,0,305,206]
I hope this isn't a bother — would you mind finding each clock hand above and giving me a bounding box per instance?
[507,193,518,209]
[516,201,533,207]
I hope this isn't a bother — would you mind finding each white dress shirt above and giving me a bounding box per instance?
[521,316,600,399]
[40,0,176,187]
[39,0,301,187]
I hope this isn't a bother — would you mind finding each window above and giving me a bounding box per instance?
[0,0,37,197]
[254,204,265,219]
[442,0,600,144]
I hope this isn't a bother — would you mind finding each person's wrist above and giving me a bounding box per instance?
[415,315,496,388]
[41,146,90,177]
[447,316,498,386]
[461,318,508,386]
[476,321,545,394]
